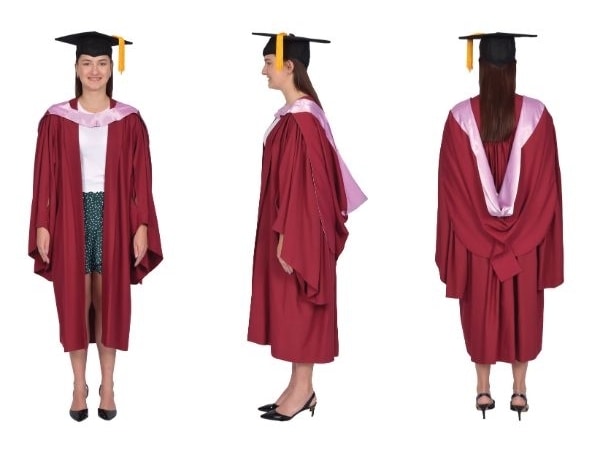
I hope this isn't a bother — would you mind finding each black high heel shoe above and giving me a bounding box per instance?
[475,393,495,419]
[510,393,529,421]
[257,403,279,412]
[69,384,89,422]
[98,385,117,421]
[260,392,316,421]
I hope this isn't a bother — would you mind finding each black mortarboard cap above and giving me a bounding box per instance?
[55,31,132,73]
[458,32,537,70]
[252,32,330,69]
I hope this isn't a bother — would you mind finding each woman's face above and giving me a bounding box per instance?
[76,54,112,93]
[261,54,291,90]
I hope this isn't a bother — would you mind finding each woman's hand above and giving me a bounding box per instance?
[277,234,293,275]
[36,227,50,264]
[133,225,148,267]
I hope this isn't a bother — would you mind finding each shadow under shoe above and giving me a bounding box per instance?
[69,384,89,422]
[510,393,529,421]
[257,403,279,412]
[98,385,117,421]
[475,392,496,419]
[261,392,316,422]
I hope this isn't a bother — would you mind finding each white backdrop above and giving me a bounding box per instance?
[1,0,597,448]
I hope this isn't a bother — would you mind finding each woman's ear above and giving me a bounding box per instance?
[285,59,295,73]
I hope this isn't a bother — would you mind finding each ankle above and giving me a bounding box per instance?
[73,383,88,394]
[512,385,526,394]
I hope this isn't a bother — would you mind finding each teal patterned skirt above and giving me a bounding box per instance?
[83,191,104,273]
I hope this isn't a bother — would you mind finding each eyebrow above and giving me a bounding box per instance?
[79,57,111,62]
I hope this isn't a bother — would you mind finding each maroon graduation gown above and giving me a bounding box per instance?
[248,108,349,363]
[28,98,163,352]
[436,95,563,364]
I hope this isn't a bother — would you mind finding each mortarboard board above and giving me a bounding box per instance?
[55,31,132,73]
[252,32,330,70]
[458,32,537,71]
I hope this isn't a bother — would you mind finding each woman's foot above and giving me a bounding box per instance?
[99,384,116,411]
[258,385,291,412]
[272,387,316,417]
[70,383,88,411]
[475,393,495,419]
[261,391,317,421]
[476,392,494,408]
[510,392,529,421]
[69,384,89,422]
[510,392,527,408]
[98,385,117,420]
[257,402,279,412]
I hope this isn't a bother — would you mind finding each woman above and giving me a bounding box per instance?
[248,32,366,421]
[435,32,563,420]
[28,31,163,421]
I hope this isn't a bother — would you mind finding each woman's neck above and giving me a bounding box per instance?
[78,92,110,112]
[282,86,307,106]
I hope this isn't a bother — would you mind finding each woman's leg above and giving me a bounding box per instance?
[92,272,116,410]
[475,363,493,405]
[275,363,316,416]
[511,361,528,406]
[273,362,296,405]
[69,273,92,411]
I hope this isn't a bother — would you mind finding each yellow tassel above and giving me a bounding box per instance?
[113,35,125,73]
[466,38,473,71]
[276,32,286,70]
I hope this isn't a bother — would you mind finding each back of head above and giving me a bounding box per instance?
[458,32,536,141]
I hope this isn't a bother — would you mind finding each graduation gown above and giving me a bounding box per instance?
[28,98,163,352]
[436,95,563,364]
[248,98,351,363]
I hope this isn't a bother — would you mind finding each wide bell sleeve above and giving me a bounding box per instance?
[435,114,469,298]
[28,114,58,280]
[534,114,564,289]
[129,114,163,284]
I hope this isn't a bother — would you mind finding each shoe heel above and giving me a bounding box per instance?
[309,404,316,417]
[510,393,529,421]
[475,393,495,420]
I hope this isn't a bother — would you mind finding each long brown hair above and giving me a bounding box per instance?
[479,60,516,141]
[290,58,323,109]
[75,57,114,98]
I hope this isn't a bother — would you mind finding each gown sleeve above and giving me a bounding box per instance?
[129,114,163,284]
[28,114,58,280]
[435,113,468,298]
[534,113,564,289]
[271,114,348,305]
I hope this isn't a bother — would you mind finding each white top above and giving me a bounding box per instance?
[78,103,108,193]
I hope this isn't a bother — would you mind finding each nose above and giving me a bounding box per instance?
[261,65,267,75]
